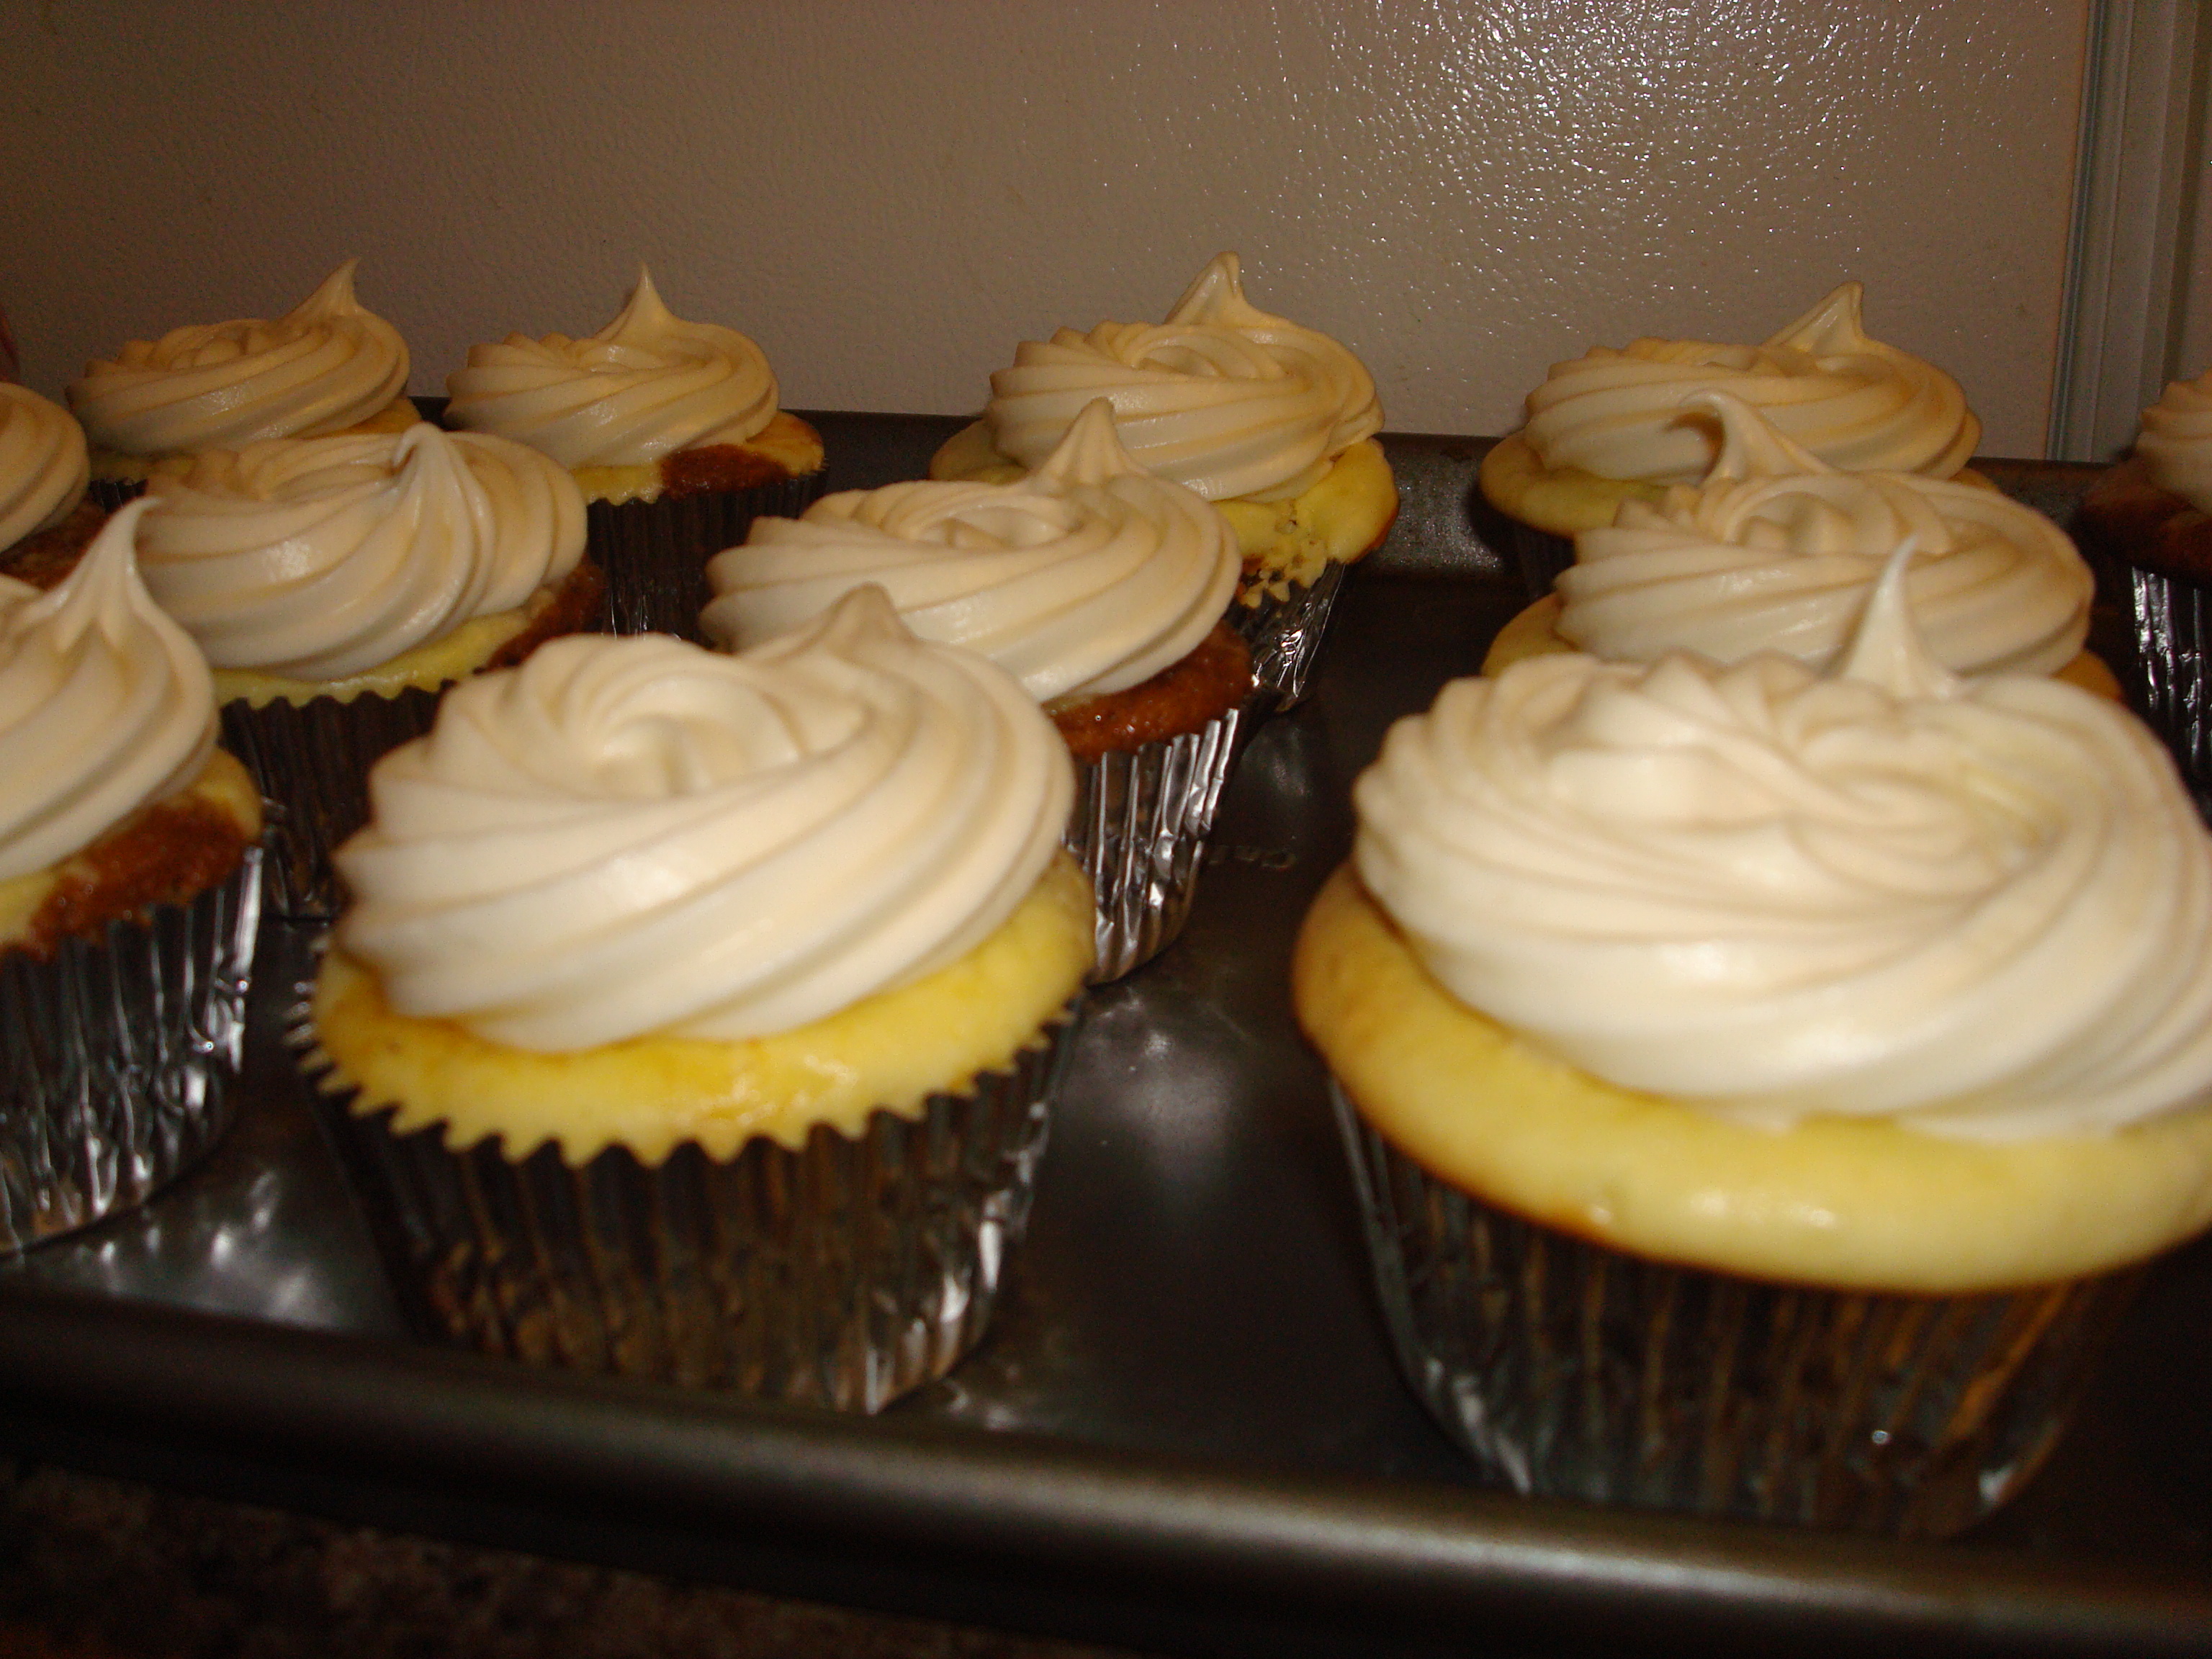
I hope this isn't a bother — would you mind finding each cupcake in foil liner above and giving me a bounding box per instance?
[2123,566,2212,811]
[0,847,262,1252]
[1230,562,1348,711]
[220,688,444,919]
[1069,703,1246,981]
[590,472,826,642]
[85,477,148,513]
[297,1004,1080,1412]
[1333,1086,2140,1537]
[1509,521,1575,604]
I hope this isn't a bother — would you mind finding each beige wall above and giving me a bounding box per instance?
[4,1,2087,455]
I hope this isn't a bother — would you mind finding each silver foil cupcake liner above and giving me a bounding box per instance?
[1068,703,1246,981]
[85,477,148,513]
[1231,562,1349,711]
[1333,1085,2140,1536]
[2125,565,2212,809]
[0,848,261,1252]
[590,472,827,642]
[220,688,445,920]
[300,1006,1079,1413]
[1509,522,1575,602]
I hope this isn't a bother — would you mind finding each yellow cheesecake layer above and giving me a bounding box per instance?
[310,851,1095,1166]
[0,749,263,951]
[1294,865,2212,1293]
[1476,592,2121,698]
[88,396,423,484]
[570,410,827,507]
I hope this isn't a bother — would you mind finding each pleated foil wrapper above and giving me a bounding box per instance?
[85,477,148,513]
[2126,565,2212,809]
[1509,522,1575,603]
[300,1007,1079,1413]
[590,472,827,642]
[0,847,261,1252]
[220,688,444,920]
[1230,562,1349,711]
[1333,1086,2140,1537]
[1069,704,1246,981]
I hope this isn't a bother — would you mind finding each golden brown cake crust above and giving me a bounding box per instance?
[0,498,107,590]
[2077,454,2212,583]
[1051,622,1251,762]
[14,788,253,963]
[485,558,606,670]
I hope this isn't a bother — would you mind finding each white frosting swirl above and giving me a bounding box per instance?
[1558,393,2090,676]
[335,587,1073,1051]
[0,384,89,549]
[1521,284,1979,485]
[66,261,409,457]
[2139,367,2212,513]
[1357,559,2212,1141]
[444,268,780,467]
[703,400,1238,702]
[982,253,1382,503]
[0,500,217,880]
[137,424,586,681]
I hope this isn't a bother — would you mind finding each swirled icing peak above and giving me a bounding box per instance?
[704,400,1239,703]
[138,423,585,680]
[67,261,409,457]
[0,383,89,549]
[2139,367,2212,513]
[0,500,217,880]
[981,253,1382,503]
[1557,392,2090,676]
[1357,557,2212,1141]
[335,586,1074,1050]
[1520,284,1979,486]
[444,267,780,468]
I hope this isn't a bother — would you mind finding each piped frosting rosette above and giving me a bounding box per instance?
[0,385,89,552]
[704,400,1238,703]
[983,253,1381,503]
[1357,555,2212,1142]
[334,586,1073,1050]
[444,268,779,468]
[138,424,585,681]
[2138,367,2212,513]
[0,500,216,879]
[67,261,409,457]
[1556,392,2090,676]
[1521,284,1979,486]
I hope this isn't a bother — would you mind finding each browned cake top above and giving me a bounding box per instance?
[484,557,606,670]
[14,789,254,963]
[1051,621,1251,763]
[0,498,106,590]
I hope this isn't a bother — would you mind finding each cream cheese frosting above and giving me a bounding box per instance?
[703,400,1239,703]
[1519,284,1979,486]
[1557,392,2090,676]
[137,423,586,681]
[67,261,409,457]
[1356,557,2212,1142]
[981,253,1382,503]
[334,586,1074,1051]
[0,384,89,550]
[2138,367,2212,514]
[0,500,217,881]
[444,268,780,468]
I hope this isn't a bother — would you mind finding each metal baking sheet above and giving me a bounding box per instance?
[0,418,2206,1659]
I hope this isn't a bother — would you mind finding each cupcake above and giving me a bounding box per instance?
[66,261,413,501]
[1295,559,2212,1534]
[136,423,598,917]
[444,268,826,639]
[929,253,1396,707]
[1480,284,1982,593]
[706,400,1251,979]
[2075,367,2212,798]
[300,587,1092,1410]
[1483,391,2112,695]
[0,501,263,1250]
[0,383,101,588]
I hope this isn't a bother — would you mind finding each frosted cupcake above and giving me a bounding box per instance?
[1483,392,2110,694]
[930,253,1396,706]
[0,383,99,588]
[0,501,263,1250]
[1480,284,1982,593]
[138,423,595,915]
[444,268,825,639]
[66,261,413,500]
[1297,559,2212,1534]
[301,588,1092,1408]
[707,400,1251,978]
